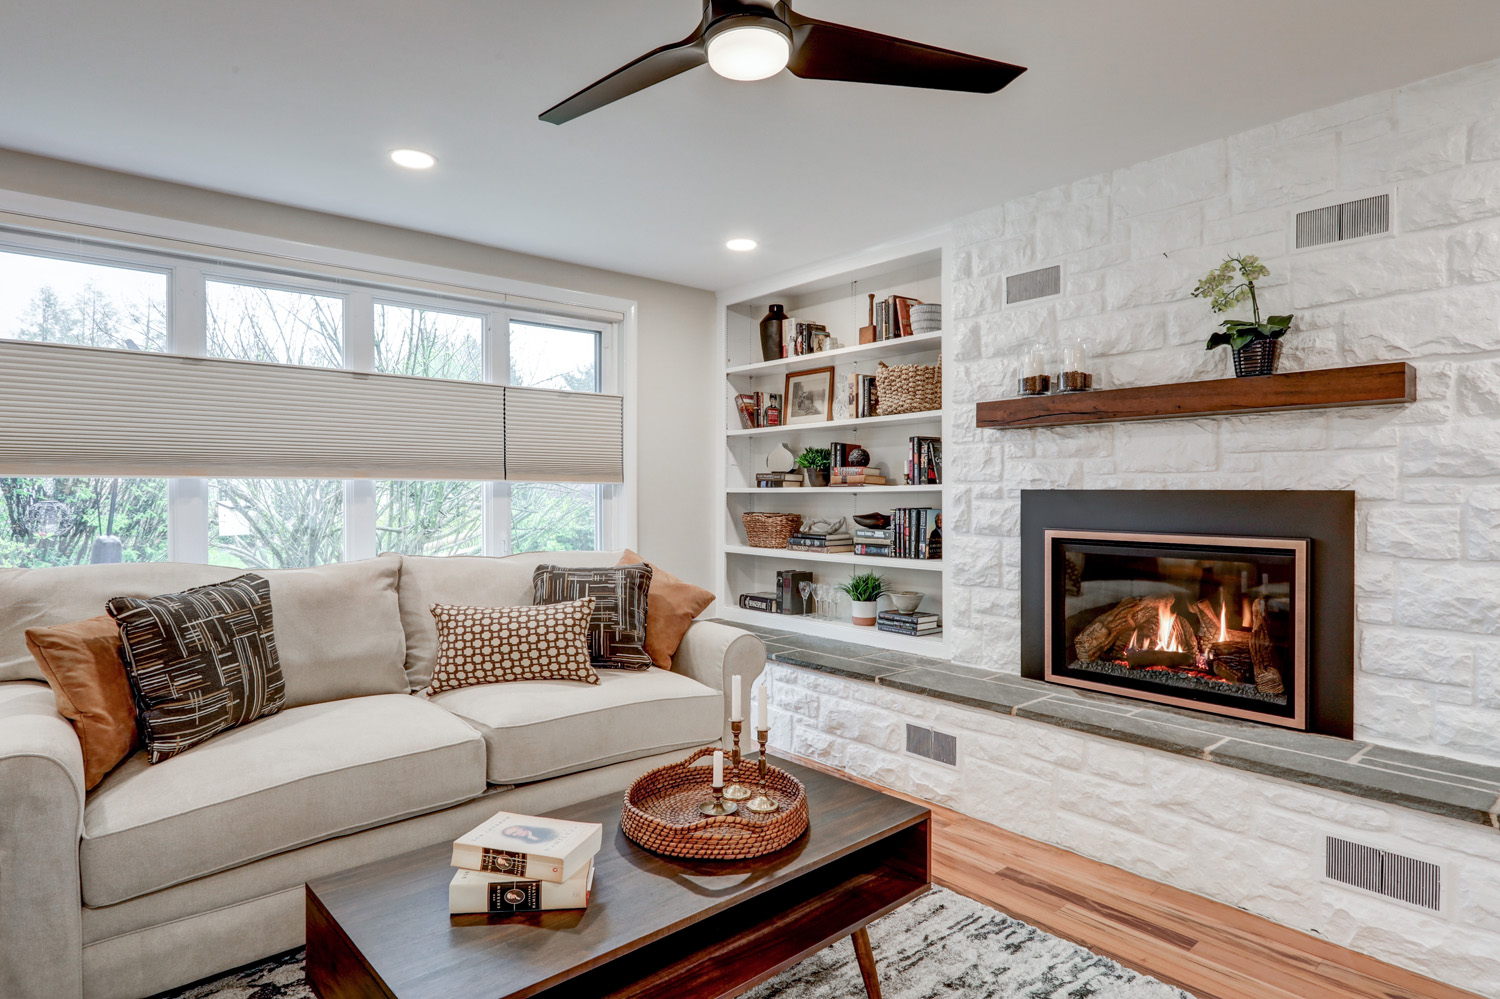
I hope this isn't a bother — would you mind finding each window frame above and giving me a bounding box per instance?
[0,222,630,566]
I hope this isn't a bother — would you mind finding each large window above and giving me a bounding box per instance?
[0,238,620,567]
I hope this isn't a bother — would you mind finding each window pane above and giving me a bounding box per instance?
[374,304,483,381]
[376,480,482,556]
[210,479,343,568]
[0,249,167,351]
[509,322,598,392]
[0,477,168,566]
[510,482,598,553]
[206,280,344,367]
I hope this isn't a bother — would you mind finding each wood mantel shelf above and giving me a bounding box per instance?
[975,362,1415,430]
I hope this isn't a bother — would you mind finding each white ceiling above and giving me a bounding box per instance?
[4,1,1500,291]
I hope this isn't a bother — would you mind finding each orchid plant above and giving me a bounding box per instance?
[1192,254,1294,351]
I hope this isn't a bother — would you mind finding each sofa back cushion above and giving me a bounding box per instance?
[0,555,408,706]
[395,549,624,690]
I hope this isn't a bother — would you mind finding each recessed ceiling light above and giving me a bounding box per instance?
[390,148,437,170]
[726,238,759,252]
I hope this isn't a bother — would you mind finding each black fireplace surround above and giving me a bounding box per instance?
[1020,490,1355,738]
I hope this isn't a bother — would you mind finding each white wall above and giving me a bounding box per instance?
[0,149,719,589]
[943,57,1500,762]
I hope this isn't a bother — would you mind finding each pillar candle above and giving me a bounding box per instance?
[730,673,742,721]
[712,749,724,787]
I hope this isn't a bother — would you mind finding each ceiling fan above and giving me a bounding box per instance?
[539,0,1026,124]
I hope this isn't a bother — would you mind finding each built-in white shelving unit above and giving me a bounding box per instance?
[715,232,952,655]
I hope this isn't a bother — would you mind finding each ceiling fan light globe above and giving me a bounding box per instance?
[706,25,791,82]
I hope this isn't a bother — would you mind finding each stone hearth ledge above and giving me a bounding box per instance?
[714,620,1500,830]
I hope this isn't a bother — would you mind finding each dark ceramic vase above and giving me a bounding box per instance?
[759,304,787,362]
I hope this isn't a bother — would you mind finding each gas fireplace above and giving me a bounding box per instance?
[1045,531,1308,728]
[1020,491,1354,738]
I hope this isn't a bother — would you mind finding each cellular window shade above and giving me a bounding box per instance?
[504,385,624,483]
[0,339,506,480]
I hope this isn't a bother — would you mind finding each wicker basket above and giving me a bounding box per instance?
[621,747,809,860]
[875,361,941,415]
[742,511,801,548]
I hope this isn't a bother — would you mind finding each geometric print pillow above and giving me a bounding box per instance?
[427,598,599,695]
[106,574,285,764]
[531,563,654,671]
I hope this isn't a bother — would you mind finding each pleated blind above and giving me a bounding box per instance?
[504,385,625,483]
[0,340,624,483]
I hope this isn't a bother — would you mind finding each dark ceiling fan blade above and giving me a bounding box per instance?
[783,9,1025,94]
[540,30,709,124]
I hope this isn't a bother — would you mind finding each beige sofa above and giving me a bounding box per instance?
[0,549,764,999]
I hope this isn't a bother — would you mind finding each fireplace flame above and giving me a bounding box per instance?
[1154,603,1183,653]
[1218,594,1227,643]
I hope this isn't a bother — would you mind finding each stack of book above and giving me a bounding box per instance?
[873,295,921,340]
[853,526,894,557]
[788,530,853,553]
[890,508,942,559]
[781,318,830,356]
[829,466,886,486]
[907,436,942,485]
[448,810,602,914]
[877,610,941,637]
[755,471,803,488]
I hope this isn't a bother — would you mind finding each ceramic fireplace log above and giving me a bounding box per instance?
[1249,597,1285,695]
[1074,593,1175,662]
[1207,632,1254,683]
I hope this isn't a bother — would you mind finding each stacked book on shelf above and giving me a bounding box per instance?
[780,317,830,357]
[853,526,895,557]
[788,529,853,553]
[907,436,942,485]
[829,466,886,486]
[873,295,921,340]
[735,392,783,429]
[878,610,941,637]
[755,471,804,488]
[891,507,942,559]
[448,810,601,914]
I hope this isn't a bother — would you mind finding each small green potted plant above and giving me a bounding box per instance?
[1192,254,1294,377]
[796,446,832,487]
[838,570,887,626]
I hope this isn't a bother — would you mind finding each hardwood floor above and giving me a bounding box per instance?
[787,754,1485,999]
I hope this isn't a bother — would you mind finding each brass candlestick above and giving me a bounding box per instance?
[747,726,779,814]
[699,781,737,816]
[724,719,752,801]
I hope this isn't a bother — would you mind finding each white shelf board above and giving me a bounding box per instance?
[717,605,946,656]
[727,410,941,438]
[726,485,943,496]
[725,544,944,573]
[726,332,941,379]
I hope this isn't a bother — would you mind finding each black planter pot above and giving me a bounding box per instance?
[803,467,829,487]
[1233,339,1281,377]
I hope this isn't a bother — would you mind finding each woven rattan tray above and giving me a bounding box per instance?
[621,747,809,860]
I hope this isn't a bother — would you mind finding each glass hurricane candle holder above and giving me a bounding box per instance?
[1018,349,1050,396]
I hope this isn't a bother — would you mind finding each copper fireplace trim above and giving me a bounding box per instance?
[1043,529,1310,730]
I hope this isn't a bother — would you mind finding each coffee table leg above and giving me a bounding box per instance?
[851,926,882,999]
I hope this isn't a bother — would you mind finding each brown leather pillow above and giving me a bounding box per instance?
[617,549,715,669]
[25,616,138,789]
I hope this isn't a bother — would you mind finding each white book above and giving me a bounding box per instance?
[448,862,594,914]
[451,810,602,884]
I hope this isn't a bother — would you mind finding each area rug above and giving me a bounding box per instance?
[157,887,1194,999]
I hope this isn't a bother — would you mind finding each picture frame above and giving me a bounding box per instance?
[783,366,835,425]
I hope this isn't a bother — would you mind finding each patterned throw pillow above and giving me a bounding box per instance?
[106,574,285,764]
[532,563,654,670]
[427,598,599,694]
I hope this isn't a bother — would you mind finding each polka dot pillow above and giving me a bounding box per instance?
[427,598,599,694]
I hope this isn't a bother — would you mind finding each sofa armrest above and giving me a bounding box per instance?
[0,681,86,999]
[671,621,768,753]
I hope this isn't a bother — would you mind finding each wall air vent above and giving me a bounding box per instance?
[905,723,957,766]
[1325,836,1441,911]
[1006,264,1062,305]
[1295,194,1390,248]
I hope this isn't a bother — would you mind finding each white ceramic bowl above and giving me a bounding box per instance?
[887,591,923,614]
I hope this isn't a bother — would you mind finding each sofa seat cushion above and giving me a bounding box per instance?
[429,668,722,785]
[80,693,486,906]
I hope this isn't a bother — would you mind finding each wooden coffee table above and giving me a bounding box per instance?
[306,756,930,999]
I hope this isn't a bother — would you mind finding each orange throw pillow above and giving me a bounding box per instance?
[26,615,139,789]
[617,549,715,668]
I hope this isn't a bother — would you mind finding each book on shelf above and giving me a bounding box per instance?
[789,532,852,544]
[877,610,941,625]
[735,394,757,430]
[739,592,779,612]
[451,810,602,884]
[449,863,594,914]
[877,622,942,637]
[829,473,887,486]
[756,471,804,488]
[888,507,942,559]
[853,543,891,556]
[856,374,881,419]
[777,569,813,614]
[907,436,942,485]
[854,527,893,539]
[831,465,882,476]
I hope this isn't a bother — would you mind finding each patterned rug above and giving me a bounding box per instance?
[157,887,1194,999]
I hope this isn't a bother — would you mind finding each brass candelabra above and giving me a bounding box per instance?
[724,719,752,801]
[746,727,779,814]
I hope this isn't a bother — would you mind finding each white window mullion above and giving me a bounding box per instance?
[168,262,206,356]
[345,289,375,372]
[168,263,207,564]
[345,479,377,561]
[485,309,512,556]
[168,477,209,563]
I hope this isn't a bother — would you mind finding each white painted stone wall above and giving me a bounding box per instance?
[764,662,1500,998]
[945,57,1500,762]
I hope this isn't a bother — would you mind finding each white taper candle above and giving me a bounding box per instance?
[758,686,769,729]
[730,673,742,721]
[712,749,724,787]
